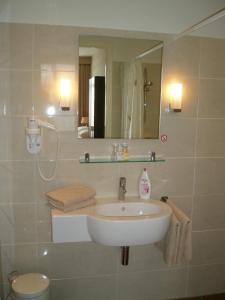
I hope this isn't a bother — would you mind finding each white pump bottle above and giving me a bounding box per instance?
[139,168,151,200]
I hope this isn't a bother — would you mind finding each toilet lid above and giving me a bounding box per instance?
[12,273,50,298]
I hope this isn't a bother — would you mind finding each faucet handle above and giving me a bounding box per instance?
[120,177,126,186]
[160,196,168,203]
[119,177,127,200]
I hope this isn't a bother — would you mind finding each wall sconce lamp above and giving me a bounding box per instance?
[169,83,183,112]
[59,79,71,111]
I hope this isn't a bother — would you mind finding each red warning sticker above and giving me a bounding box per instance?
[160,134,168,143]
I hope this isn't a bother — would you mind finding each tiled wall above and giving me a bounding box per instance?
[0,23,225,300]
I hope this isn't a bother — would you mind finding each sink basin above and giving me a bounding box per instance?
[95,201,161,217]
[87,200,172,246]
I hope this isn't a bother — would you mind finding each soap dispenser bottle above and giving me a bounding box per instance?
[139,168,151,200]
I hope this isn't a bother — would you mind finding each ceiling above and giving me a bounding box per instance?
[0,0,225,37]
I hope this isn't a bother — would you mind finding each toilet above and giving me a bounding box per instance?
[7,273,50,300]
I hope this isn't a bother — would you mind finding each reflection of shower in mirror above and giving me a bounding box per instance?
[79,35,162,139]
[143,67,153,110]
[143,67,153,124]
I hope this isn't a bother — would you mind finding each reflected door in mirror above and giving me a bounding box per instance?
[89,76,105,138]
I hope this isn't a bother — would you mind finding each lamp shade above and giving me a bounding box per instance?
[169,83,183,112]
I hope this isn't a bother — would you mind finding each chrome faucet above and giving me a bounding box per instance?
[118,177,127,200]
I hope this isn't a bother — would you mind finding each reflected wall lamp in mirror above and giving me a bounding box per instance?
[169,82,183,112]
[78,35,163,139]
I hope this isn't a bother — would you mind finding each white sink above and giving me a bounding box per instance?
[95,201,161,217]
[87,200,172,246]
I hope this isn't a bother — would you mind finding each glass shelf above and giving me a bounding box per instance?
[79,157,165,164]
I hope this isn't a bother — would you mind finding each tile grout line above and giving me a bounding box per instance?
[185,37,202,298]
[31,23,39,274]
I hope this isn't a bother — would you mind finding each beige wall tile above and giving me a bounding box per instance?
[0,70,10,116]
[196,119,225,157]
[0,23,32,70]
[198,79,225,118]
[37,222,52,243]
[192,230,225,265]
[0,203,37,244]
[50,276,116,300]
[163,36,200,78]
[0,161,13,204]
[8,161,36,203]
[126,139,161,157]
[195,158,225,195]
[149,158,195,198]
[0,161,36,204]
[81,139,120,157]
[37,242,117,279]
[33,25,78,70]
[2,284,9,300]
[58,133,84,159]
[0,118,9,160]
[188,263,225,297]
[193,195,225,230]
[0,284,3,300]
[37,243,80,279]
[52,159,120,196]
[0,205,14,244]
[37,202,51,223]
[0,70,33,116]
[117,268,187,300]
[0,244,2,283]
[200,37,225,78]
[76,163,120,197]
[160,117,196,157]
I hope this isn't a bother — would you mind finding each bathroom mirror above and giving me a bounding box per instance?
[78,35,163,139]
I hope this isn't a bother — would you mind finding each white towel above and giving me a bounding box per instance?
[164,200,192,265]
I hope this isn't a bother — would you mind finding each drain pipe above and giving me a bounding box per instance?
[121,246,130,266]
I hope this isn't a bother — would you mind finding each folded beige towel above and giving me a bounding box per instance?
[164,213,181,265]
[164,200,192,265]
[48,197,96,212]
[46,183,96,212]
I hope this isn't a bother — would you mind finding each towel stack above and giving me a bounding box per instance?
[46,183,96,212]
[163,200,192,266]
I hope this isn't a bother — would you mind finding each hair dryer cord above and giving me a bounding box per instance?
[37,127,59,182]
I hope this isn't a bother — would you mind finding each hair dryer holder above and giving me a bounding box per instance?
[26,124,41,154]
